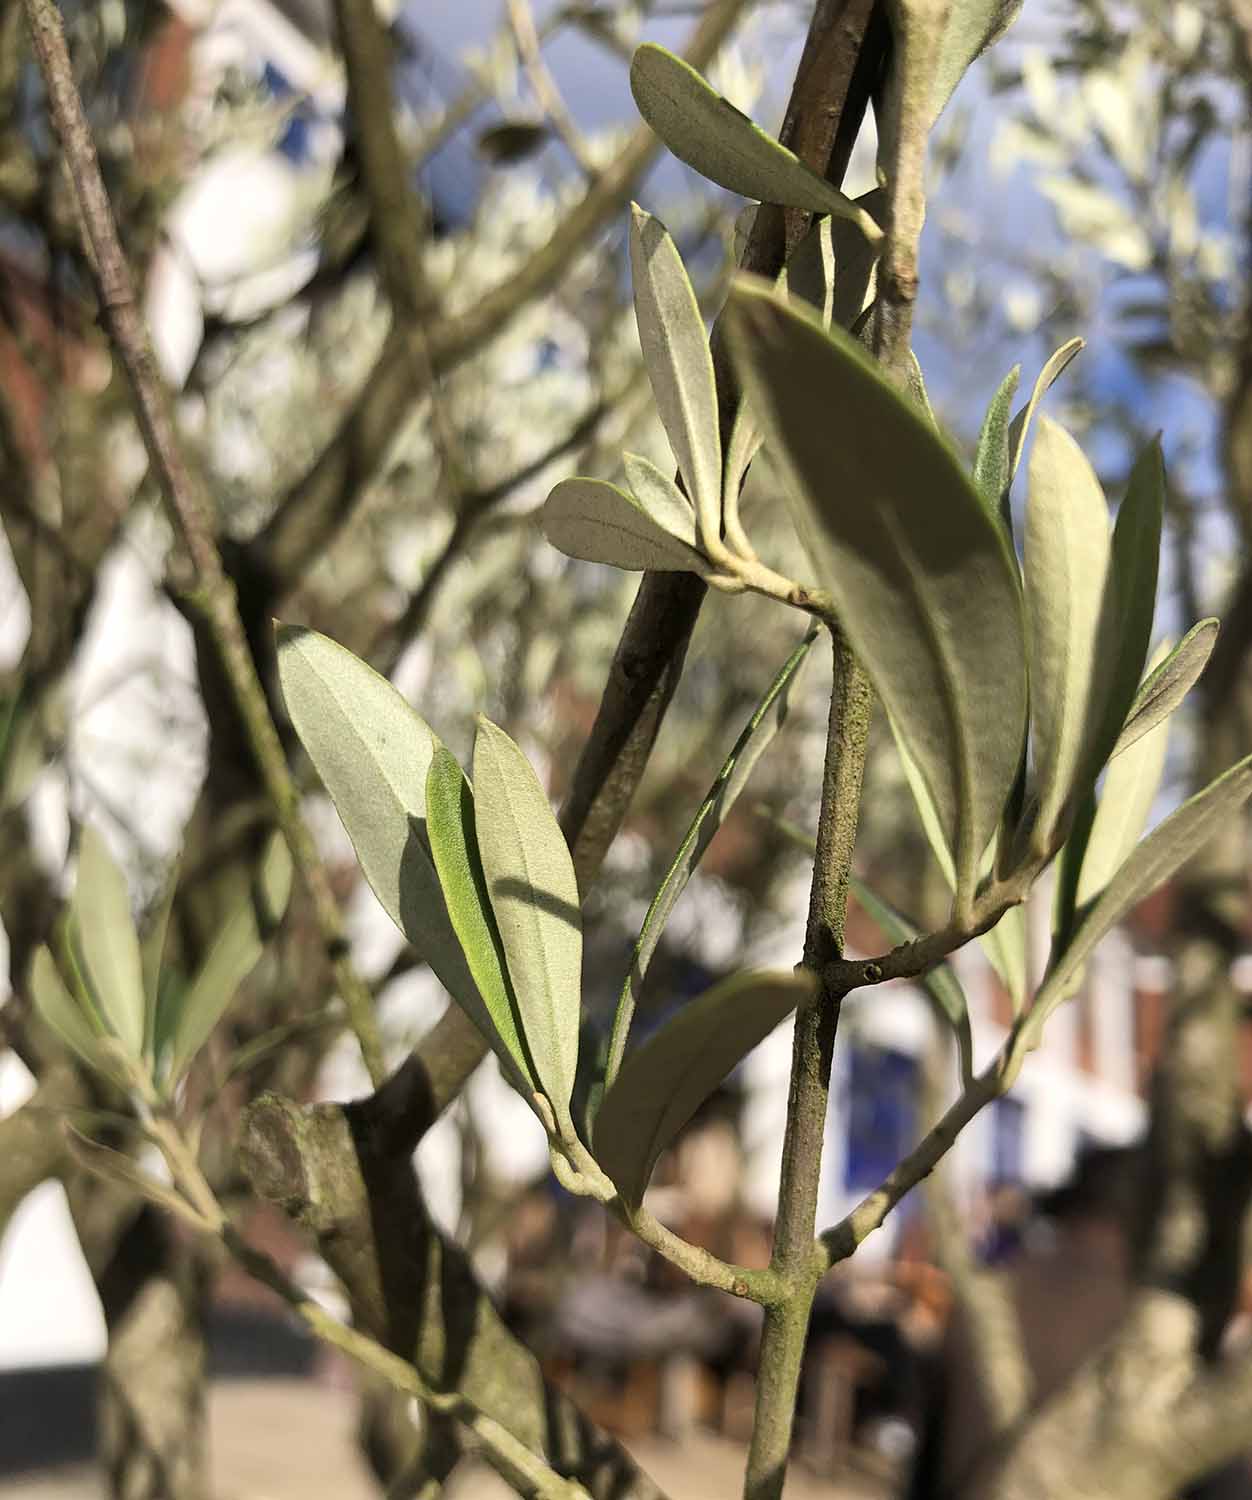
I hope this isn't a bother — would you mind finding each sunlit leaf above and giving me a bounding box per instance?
[1112,618,1218,758]
[473,719,581,1127]
[595,970,813,1210]
[543,477,710,573]
[1075,707,1170,909]
[1024,416,1112,844]
[425,747,536,1099]
[623,451,696,547]
[1008,337,1085,479]
[630,44,881,243]
[72,827,145,1057]
[726,281,1028,902]
[630,206,722,548]
[930,0,1024,123]
[973,364,1020,524]
[275,626,478,1009]
[1017,753,1252,1062]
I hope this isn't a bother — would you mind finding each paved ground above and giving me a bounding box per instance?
[0,1379,885,1500]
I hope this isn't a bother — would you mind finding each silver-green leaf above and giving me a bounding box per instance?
[543,477,710,573]
[595,970,814,1211]
[1074,704,1170,910]
[930,0,1024,124]
[629,44,882,244]
[275,625,478,1009]
[622,451,696,547]
[725,280,1028,903]
[1024,416,1112,844]
[1019,753,1252,1060]
[72,827,145,1057]
[473,718,581,1127]
[30,946,119,1082]
[1008,336,1085,480]
[1112,618,1218,759]
[973,364,1020,522]
[425,747,537,1100]
[630,206,722,548]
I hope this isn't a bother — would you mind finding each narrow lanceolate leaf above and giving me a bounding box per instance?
[726,281,1028,901]
[543,478,710,573]
[425,748,536,1099]
[630,207,722,550]
[1112,618,1218,759]
[1024,416,1112,844]
[275,626,478,1010]
[596,970,813,1210]
[973,364,1021,521]
[1088,439,1164,774]
[73,827,145,1057]
[161,834,293,1083]
[622,452,696,546]
[723,397,763,506]
[473,719,581,1125]
[630,44,882,244]
[30,946,118,1082]
[140,866,178,1060]
[1019,754,1252,1057]
[782,214,836,326]
[930,0,1024,124]
[850,877,974,1083]
[1074,708,1170,909]
[1008,337,1085,480]
[604,630,816,1087]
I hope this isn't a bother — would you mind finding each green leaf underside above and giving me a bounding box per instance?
[30,946,117,1079]
[1087,439,1164,780]
[543,478,709,573]
[850,876,974,1082]
[629,45,880,242]
[1008,337,1085,480]
[930,0,1024,123]
[973,364,1020,520]
[607,629,816,1081]
[275,626,479,1012]
[1025,416,1113,841]
[596,970,813,1210]
[1113,618,1218,759]
[425,748,537,1098]
[473,719,581,1123]
[630,207,722,546]
[726,281,1028,898]
[1025,754,1252,1049]
[74,827,145,1056]
[622,451,697,546]
[1075,707,1170,909]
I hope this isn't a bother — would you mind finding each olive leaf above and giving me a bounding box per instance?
[723,397,763,508]
[850,876,974,1084]
[275,625,478,1009]
[725,280,1028,904]
[630,206,722,548]
[1023,416,1113,845]
[929,0,1024,124]
[629,44,882,244]
[1008,336,1085,479]
[1016,753,1252,1064]
[973,364,1021,523]
[140,868,178,1061]
[425,747,537,1100]
[1112,618,1218,759]
[1074,697,1170,909]
[72,827,145,1058]
[622,451,696,546]
[543,477,711,573]
[65,1128,207,1231]
[603,628,816,1088]
[160,833,293,1085]
[595,970,814,1211]
[30,946,122,1083]
[472,718,582,1127]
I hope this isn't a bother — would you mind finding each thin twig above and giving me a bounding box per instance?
[507,0,598,178]
[22,0,386,1085]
